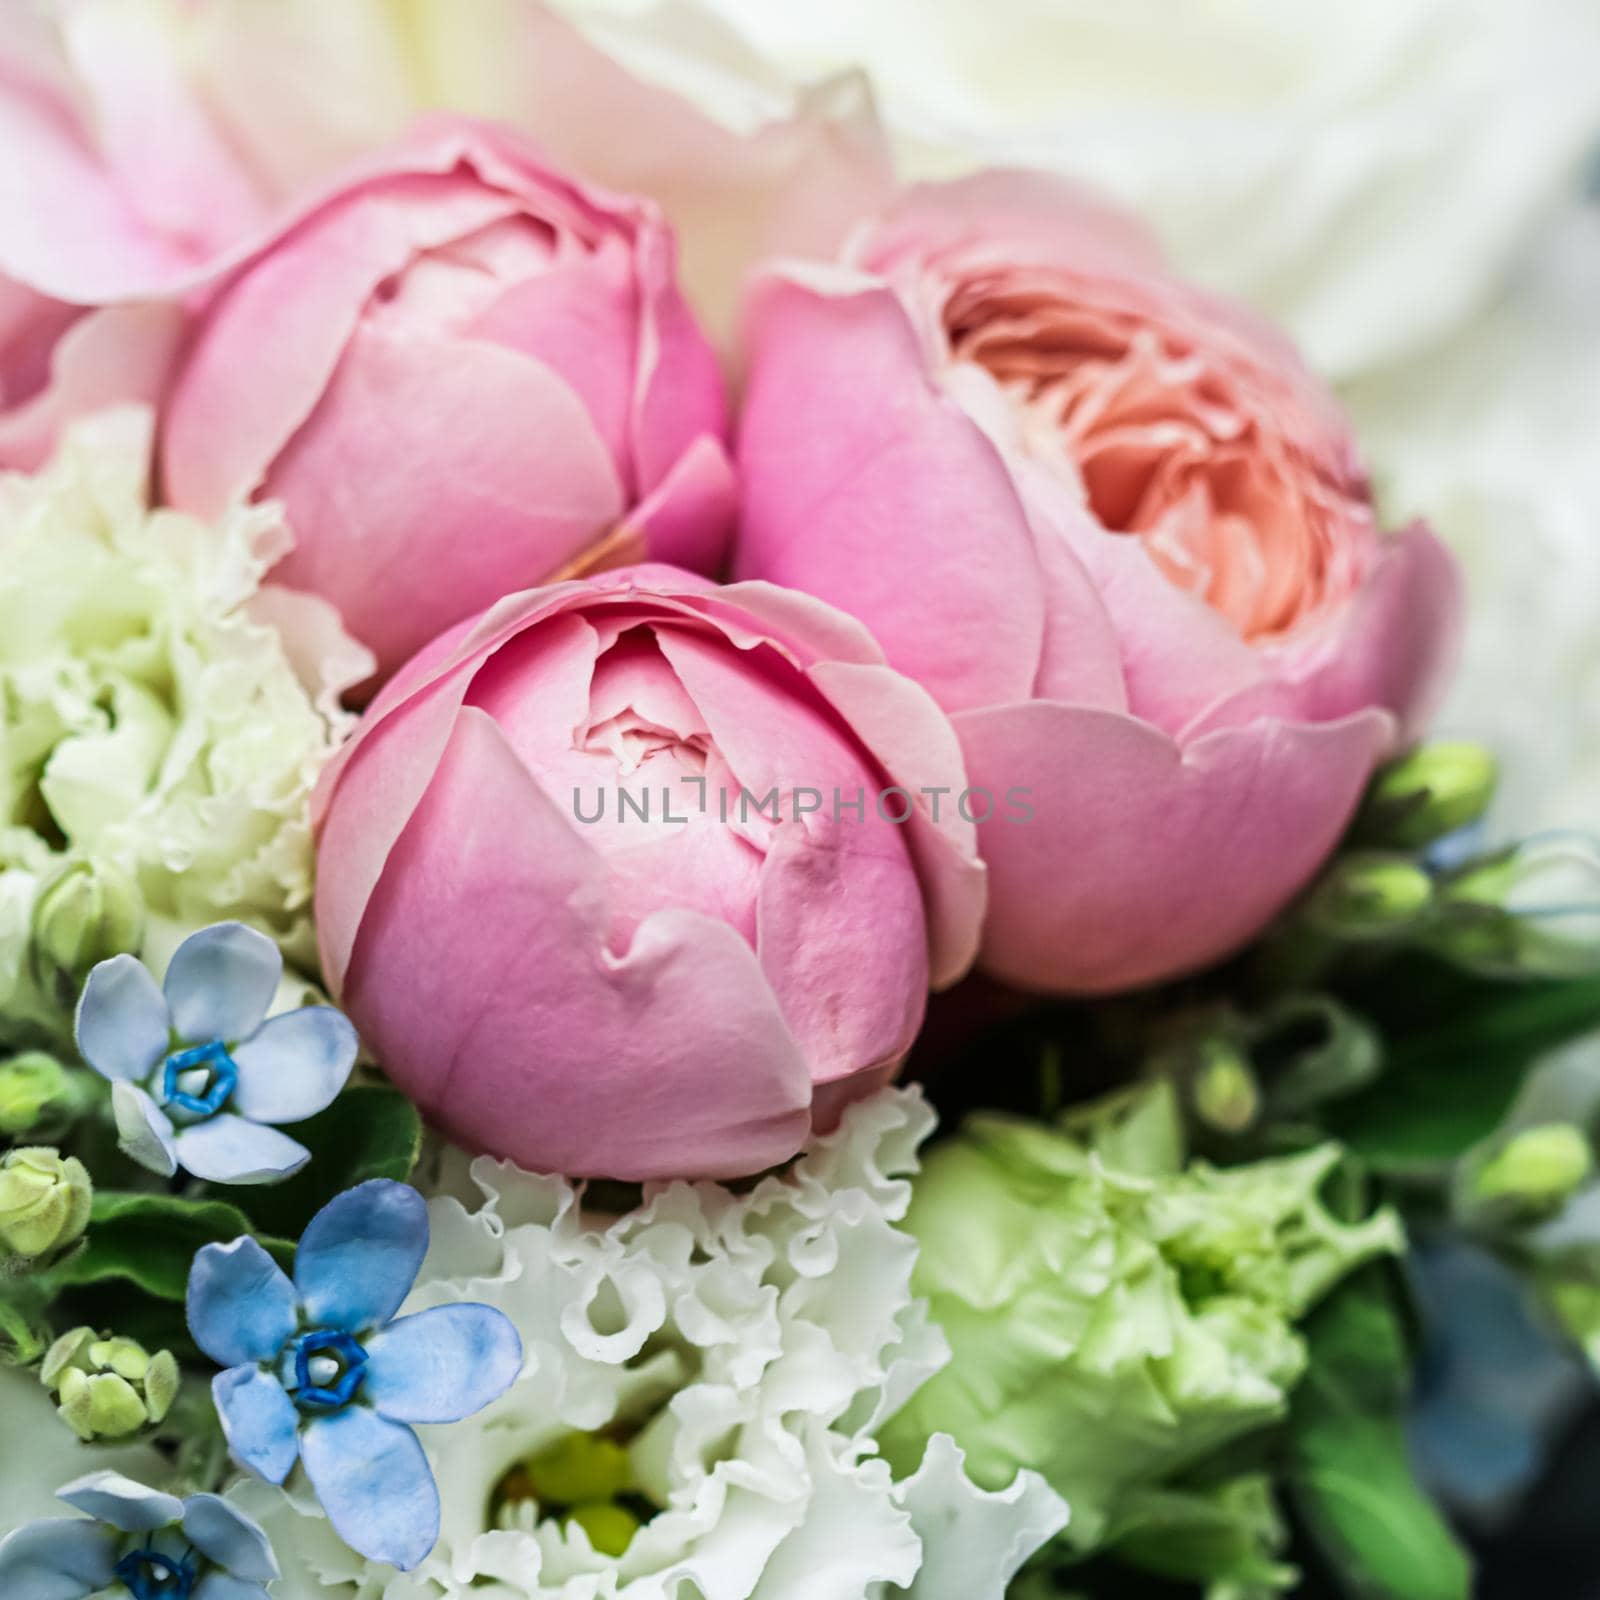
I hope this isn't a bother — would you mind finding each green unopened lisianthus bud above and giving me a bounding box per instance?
[1357,743,1498,849]
[1304,852,1435,940]
[1190,1039,1261,1134]
[30,859,144,1003]
[0,1052,72,1135]
[42,1326,180,1440]
[1473,1125,1592,1213]
[0,1147,91,1259]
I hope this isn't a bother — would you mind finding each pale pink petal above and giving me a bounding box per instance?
[161,172,522,515]
[0,54,201,297]
[467,242,640,483]
[0,301,181,471]
[631,218,729,492]
[626,435,737,577]
[61,3,269,253]
[860,168,1168,284]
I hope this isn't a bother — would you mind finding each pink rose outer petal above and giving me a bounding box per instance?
[266,326,623,677]
[345,707,813,1181]
[736,271,1048,714]
[959,702,1394,993]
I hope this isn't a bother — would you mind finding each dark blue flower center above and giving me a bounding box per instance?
[291,1328,368,1411]
[113,1547,195,1600]
[161,1040,238,1120]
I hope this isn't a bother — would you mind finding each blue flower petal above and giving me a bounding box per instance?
[74,955,169,1083]
[111,1082,177,1177]
[300,1406,439,1572]
[212,1367,300,1485]
[187,1238,298,1368]
[164,923,281,1046]
[231,1007,358,1124]
[194,1575,272,1600]
[295,1181,427,1333]
[56,1471,182,1533]
[365,1305,523,1424]
[173,1116,309,1185]
[180,1495,279,1583]
[0,1516,117,1600]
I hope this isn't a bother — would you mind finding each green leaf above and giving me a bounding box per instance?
[43,1191,293,1302]
[230,1084,423,1241]
[1325,973,1600,1171]
[1255,995,1384,1119]
[1287,1275,1471,1600]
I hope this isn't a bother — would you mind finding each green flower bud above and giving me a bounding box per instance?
[1189,1039,1261,1134]
[0,1052,72,1135]
[0,1296,51,1368]
[30,859,144,1002]
[1303,852,1434,940]
[566,1501,640,1557]
[1472,1125,1592,1213]
[1357,743,1498,849]
[0,1147,91,1259]
[42,1326,180,1440]
[1430,835,1600,978]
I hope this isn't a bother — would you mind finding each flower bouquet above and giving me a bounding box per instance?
[1,5,1597,1599]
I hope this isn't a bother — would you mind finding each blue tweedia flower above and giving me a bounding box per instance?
[186,1180,523,1572]
[75,921,358,1184]
[0,1468,279,1600]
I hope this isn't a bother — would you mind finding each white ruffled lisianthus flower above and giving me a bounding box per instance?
[0,408,371,1039]
[231,1089,1067,1598]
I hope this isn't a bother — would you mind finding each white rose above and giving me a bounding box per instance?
[670,0,1600,378]
[1343,204,1600,835]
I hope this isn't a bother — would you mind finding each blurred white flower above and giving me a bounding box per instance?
[232,1088,1066,1599]
[670,0,1600,378]
[1343,206,1600,833]
[0,1362,164,1537]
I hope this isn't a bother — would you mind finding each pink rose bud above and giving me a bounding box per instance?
[312,566,985,1181]
[163,119,735,681]
[736,172,1463,994]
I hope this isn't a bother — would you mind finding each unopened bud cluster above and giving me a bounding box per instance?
[41,1327,179,1440]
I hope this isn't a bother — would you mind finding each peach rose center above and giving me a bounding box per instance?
[944,271,1374,643]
